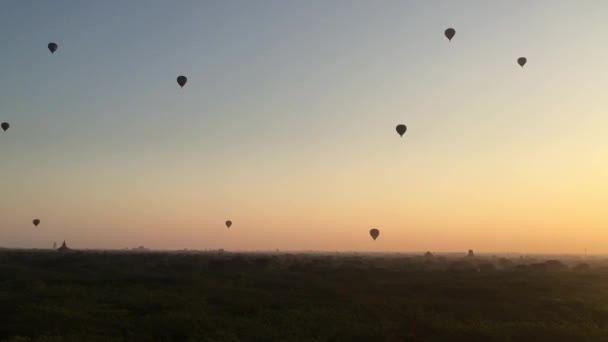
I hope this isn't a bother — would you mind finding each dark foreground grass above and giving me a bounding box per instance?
[1,251,608,341]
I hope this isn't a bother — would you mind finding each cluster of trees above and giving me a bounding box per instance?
[1,250,607,341]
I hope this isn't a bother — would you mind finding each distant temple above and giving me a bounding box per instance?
[424,251,434,258]
[468,249,475,257]
[57,241,70,252]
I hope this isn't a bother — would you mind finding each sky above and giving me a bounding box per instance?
[1,0,607,253]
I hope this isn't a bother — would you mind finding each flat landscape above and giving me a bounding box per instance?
[1,250,607,341]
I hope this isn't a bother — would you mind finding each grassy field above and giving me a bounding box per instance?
[1,250,607,341]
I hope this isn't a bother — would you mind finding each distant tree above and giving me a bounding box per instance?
[498,258,513,269]
[448,260,475,272]
[479,262,496,272]
[573,262,590,271]
[531,260,567,272]
[544,259,567,270]
[467,249,475,257]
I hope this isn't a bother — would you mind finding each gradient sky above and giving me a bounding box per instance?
[1,1,607,253]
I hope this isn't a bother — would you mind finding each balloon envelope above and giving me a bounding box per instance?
[369,228,380,241]
[518,57,527,67]
[225,220,232,228]
[1,122,8,132]
[48,43,58,54]
[177,75,187,88]
[396,124,407,137]
[445,28,456,41]
[33,219,40,227]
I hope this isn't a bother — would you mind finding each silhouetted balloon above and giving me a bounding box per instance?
[33,219,40,227]
[225,220,232,228]
[396,124,407,137]
[369,228,380,241]
[48,43,58,54]
[1,122,9,132]
[177,76,187,88]
[517,57,527,67]
[445,28,456,41]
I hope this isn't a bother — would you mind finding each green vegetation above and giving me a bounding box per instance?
[1,251,608,341]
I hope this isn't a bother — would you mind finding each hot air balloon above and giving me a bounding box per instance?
[1,122,9,132]
[33,219,40,227]
[225,220,232,228]
[517,57,527,67]
[445,28,456,41]
[48,43,58,54]
[369,228,380,241]
[177,75,187,88]
[396,124,407,137]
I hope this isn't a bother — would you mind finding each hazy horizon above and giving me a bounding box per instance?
[2,1,608,253]
[2,245,606,258]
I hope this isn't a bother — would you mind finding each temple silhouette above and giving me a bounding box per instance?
[57,241,70,252]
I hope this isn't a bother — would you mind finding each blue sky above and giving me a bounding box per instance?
[2,1,608,252]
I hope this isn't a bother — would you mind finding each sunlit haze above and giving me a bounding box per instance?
[1,1,607,253]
